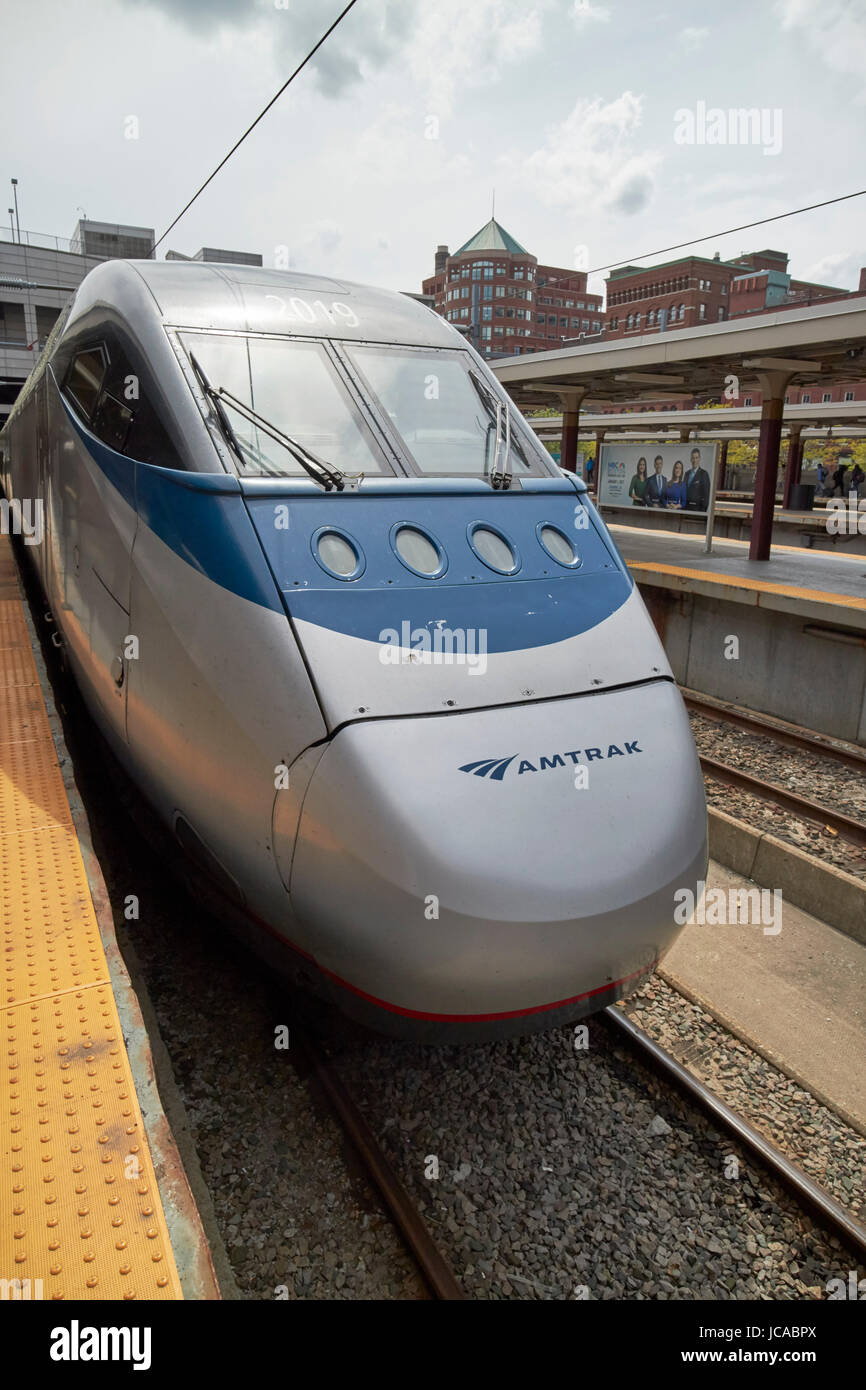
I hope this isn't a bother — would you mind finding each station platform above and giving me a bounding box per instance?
[604,499,866,555]
[662,857,866,1135]
[612,524,866,629]
[0,536,214,1301]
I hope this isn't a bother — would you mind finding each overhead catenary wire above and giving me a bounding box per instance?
[588,187,866,276]
[150,0,361,255]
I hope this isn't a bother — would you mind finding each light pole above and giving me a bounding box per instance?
[10,179,21,242]
[7,208,15,245]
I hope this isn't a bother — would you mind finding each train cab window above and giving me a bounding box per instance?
[59,327,184,469]
[179,333,391,478]
[346,346,550,480]
[65,348,107,419]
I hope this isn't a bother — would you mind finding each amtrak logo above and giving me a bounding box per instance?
[460,740,642,780]
[459,756,517,782]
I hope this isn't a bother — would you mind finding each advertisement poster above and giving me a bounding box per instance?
[598,442,718,515]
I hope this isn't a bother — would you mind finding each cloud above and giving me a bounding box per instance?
[679,26,708,49]
[571,1,611,25]
[801,250,863,290]
[122,0,547,109]
[775,0,866,101]
[341,102,472,186]
[609,171,654,214]
[508,92,661,219]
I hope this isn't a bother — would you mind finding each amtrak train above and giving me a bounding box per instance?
[0,261,707,1040]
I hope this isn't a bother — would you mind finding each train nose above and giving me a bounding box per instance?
[288,679,707,1038]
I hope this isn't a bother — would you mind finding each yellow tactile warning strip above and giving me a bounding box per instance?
[630,561,866,612]
[0,548,183,1300]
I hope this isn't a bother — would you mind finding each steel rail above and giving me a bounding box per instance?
[698,753,866,848]
[295,1028,466,1301]
[683,689,866,773]
[604,1006,866,1262]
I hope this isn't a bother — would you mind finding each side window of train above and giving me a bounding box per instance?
[65,347,108,420]
[61,328,184,469]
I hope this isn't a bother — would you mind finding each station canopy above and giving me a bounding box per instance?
[492,296,866,410]
[529,400,866,440]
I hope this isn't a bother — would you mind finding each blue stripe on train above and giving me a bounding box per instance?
[62,397,632,650]
[62,398,283,613]
[287,574,631,651]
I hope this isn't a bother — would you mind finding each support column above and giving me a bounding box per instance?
[679,427,693,443]
[782,425,804,509]
[715,439,729,494]
[749,370,792,561]
[557,388,587,474]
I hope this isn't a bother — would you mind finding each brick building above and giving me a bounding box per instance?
[602,248,866,409]
[421,218,604,358]
[605,247,857,340]
[605,251,738,339]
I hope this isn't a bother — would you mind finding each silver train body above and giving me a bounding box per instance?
[0,261,707,1040]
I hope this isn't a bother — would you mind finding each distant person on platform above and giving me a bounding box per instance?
[644,455,667,506]
[663,459,687,509]
[832,462,848,497]
[585,456,594,488]
[685,447,711,511]
[816,461,829,497]
[628,457,648,505]
[850,463,865,498]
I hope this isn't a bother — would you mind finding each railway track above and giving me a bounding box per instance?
[684,688,866,848]
[683,688,866,774]
[603,1005,866,1264]
[294,1025,466,1300]
[306,1002,866,1301]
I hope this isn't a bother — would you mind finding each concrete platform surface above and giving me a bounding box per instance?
[662,858,866,1132]
[613,524,866,627]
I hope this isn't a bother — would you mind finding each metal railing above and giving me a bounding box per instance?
[0,225,79,254]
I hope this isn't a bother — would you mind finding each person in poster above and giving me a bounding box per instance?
[628,457,648,504]
[644,454,667,506]
[662,459,687,508]
[685,447,711,511]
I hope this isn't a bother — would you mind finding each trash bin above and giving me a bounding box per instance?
[789,484,815,511]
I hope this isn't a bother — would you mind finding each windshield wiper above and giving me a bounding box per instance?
[189,354,345,491]
[468,369,512,490]
[189,353,247,468]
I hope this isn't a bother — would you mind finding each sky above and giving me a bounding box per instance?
[2,0,865,305]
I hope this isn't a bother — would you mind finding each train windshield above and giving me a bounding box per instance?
[179,333,389,477]
[346,345,547,479]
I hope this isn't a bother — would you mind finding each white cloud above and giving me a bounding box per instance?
[402,0,549,115]
[801,250,862,289]
[679,26,708,50]
[775,0,866,101]
[507,92,661,220]
[340,102,472,186]
[571,1,611,26]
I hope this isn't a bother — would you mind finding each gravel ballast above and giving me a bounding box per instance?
[690,712,866,881]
